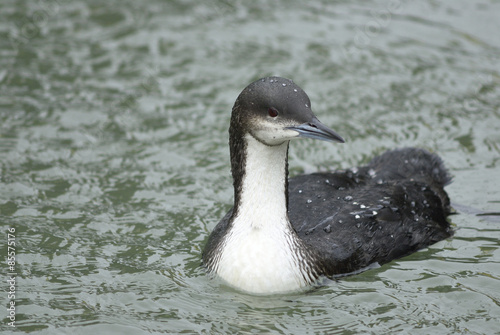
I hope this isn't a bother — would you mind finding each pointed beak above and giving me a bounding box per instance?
[286,117,345,143]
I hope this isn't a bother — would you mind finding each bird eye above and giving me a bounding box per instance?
[268,107,279,117]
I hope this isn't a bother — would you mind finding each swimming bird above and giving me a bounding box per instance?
[202,76,452,294]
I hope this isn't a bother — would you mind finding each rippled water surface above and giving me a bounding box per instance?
[1,0,499,334]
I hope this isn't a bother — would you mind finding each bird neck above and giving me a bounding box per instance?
[231,133,290,228]
[212,129,321,293]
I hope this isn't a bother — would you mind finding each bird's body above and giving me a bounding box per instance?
[288,147,451,276]
[202,77,452,294]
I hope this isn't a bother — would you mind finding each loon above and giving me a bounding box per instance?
[202,76,452,294]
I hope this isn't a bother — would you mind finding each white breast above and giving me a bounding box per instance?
[212,134,314,294]
[215,217,311,293]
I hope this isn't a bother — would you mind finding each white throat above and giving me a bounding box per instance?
[213,134,316,294]
[239,134,289,228]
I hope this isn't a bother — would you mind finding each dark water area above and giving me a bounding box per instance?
[1,0,499,334]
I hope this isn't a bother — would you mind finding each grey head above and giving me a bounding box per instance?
[230,76,345,146]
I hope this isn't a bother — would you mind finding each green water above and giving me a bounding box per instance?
[1,0,499,334]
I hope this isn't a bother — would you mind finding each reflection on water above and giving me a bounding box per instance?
[1,0,499,333]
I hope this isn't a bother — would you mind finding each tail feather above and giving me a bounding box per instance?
[368,148,452,187]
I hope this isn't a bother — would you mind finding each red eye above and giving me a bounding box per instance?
[268,107,279,117]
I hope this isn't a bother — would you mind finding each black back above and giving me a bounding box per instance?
[288,147,452,275]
